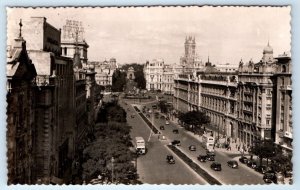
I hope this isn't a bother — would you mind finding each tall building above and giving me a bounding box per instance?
[173,42,293,152]
[180,36,204,72]
[6,27,37,184]
[144,36,206,94]
[274,53,292,154]
[8,17,76,183]
[61,20,89,66]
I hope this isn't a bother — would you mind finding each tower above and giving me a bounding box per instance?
[262,41,274,63]
[184,36,196,59]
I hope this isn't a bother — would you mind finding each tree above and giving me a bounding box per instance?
[112,69,126,92]
[82,122,135,183]
[158,100,168,113]
[178,111,210,134]
[251,139,277,167]
[120,63,146,89]
[97,101,127,123]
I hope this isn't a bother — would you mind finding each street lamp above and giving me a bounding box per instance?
[111,157,114,184]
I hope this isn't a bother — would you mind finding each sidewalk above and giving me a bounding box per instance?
[168,116,251,157]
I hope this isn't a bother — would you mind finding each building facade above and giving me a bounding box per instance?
[274,53,292,154]
[61,20,89,65]
[173,66,238,138]
[144,36,207,94]
[173,43,293,152]
[8,17,76,184]
[6,33,37,184]
[92,58,118,91]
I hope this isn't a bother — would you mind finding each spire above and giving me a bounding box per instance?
[18,19,23,38]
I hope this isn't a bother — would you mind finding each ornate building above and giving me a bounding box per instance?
[144,36,206,94]
[173,63,238,137]
[61,20,89,66]
[91,58,118,91]
[6,26,37,184]
[8,17,76,184]
[274,53,292,154]
[173,42,293,152]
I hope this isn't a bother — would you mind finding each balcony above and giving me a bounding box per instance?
[284,131,293,139]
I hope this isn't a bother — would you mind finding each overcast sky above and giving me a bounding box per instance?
[7,6,291,65]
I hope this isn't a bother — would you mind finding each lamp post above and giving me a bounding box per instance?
[111,157,114,184]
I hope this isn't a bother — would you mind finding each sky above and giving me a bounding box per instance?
[7,6,291,65]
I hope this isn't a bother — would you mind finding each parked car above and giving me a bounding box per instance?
[255,165,268,174]
[160,135,166,140]
[227,160,239,169]
[263,171,277,183]
[210,162,222,171]
[171,140,181,146]
[131,114,135,118]
[239,156,249,164]
[206,150,215,156]
[160,115,165,119]
[146,114,150,118]
[165,120,170,125]
[166,155,175,164]
[173,129,179,134]
[160,125,165,130]
[247,160,257,169]
[198,155,208,162]
[188,145,196,151]
[198,154,215,162]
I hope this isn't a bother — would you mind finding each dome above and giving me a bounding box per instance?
[263,41,273,54]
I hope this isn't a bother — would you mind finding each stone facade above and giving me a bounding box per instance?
[173,43,293,152]
[274,53,292,154]
[61,20,89,65]
[92,58,118,91]
[6,35,37,184]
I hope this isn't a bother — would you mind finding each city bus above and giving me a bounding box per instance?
[134,137,146,155]
[202,134,215,152]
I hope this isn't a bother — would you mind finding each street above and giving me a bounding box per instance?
[120,95,265,185]
[119,97,207,184]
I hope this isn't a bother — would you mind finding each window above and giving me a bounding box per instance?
[64,47,67,55]
[266,119,270,125]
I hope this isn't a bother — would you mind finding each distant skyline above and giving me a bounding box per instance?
[7,6,291,65]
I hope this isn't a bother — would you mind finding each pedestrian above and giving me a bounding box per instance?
[236,144,238,149]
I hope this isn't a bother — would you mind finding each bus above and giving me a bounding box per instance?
[135,137,146,155]
[202,134,215,152]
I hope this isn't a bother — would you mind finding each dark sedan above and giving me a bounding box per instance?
[263,171,277,183]
[239,156,249,164]
[188,145,196,151]
[210,162,222,171]
[255,165,268,174]
[247,160,257,169]
[227,160,239,169]
[171,140,181,146]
